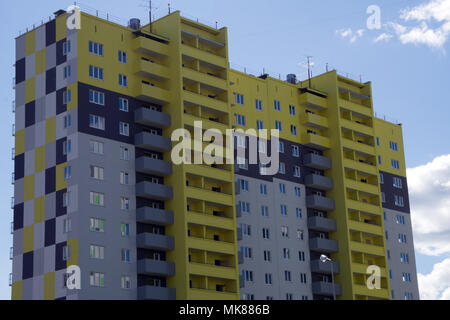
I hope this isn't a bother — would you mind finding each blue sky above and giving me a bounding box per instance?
[0,0,448,299]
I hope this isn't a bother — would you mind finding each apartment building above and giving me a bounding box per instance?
[11,8,418,300]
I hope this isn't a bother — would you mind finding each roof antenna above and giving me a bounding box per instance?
[307,56,313,88]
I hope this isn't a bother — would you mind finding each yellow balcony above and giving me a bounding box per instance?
[350,241,385,256]
[181,44,228,69]
[343,159,377,175]
[340,118,373,136]
[183,67,228,92]
[184,164,233,182]
[302,133,331,150]
[345,179,380,196]
[133,37,169,58]
[187,211,235,231]
[299,92,328,110]
[183,90,229,113]
[346,199,381,216]
[348,220,383,236]
[340,99,372,117]
[186,186,233,206]
[342,138,375,156]
[352,263,387,277]
[136,83,171,105]
[353,285,390,300]
[135,59,170,81]
[189,288,238,300]
[183,113,229,132]
[189,262,237,280]
[187,236,235,255]
[301,112,329,130]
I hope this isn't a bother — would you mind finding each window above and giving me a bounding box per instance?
[239,179,249,191]
[263,250,271,262]
[398,233,407,244]
[63,40,71,55]
[300,273,307,283]
[89,65,104,80]
[391,159,400,170]
[118,50,127,64]
[286,293,293,300]
[235,114,246,126]
[381,192,386,203]
[294,187,301,197]
[402,273,412,282]
[378,155,382,165]
[239,201,250,214]
[121,197,130,211]
[293,166,301,178]
[64,66,71,79]
[296,208,302,218]
[119,98,129,112]
[260,184,267,195]
[90,272,105,287]
[237,156,248,170]
[289,105,296,115]
[90,140,104,155]
[255,99,262,110]
[396,215,405,225]
[390,141,398,151]
[120,172,130,185]
[63,90,71,104]
[275,120,282,131]
[236,135,246,148]
[404,292,413,300]
[63,140,72,155]
[121,249,131,262]
[279,141,284,153]
[299,251,305,261]
[395,195,405,207]
[90,192,105,206]
[376,137,380,146]
[90,166,104,180]
[234,93,244,105]
[284,271,292,281]
[89,115,105,130]
[261,206,269,217]
[280,205,287,216]
[256,120,264,130]
[90,245,105,260]
[64,166,72,180]
[292,145,299,157]
[279,162,286,174]
[119,74,128,87]
[290,125,297,136]
[241,224,251,236]
[241,247,253,259]
[379,173,384,184]
[89,90,105,105]
[64,115,72,128]
[297,229,304,240]
[63,218,72,233]
[120,223,130,237]
[62,245,71,261]
[63,192,70,208]
[281,226,289,238]
[393,177,403,189]
[89,41,104,56]
[274,100,281,111]
[283,248,290,259]
[121,276,131,289]
[279,183,286,194]
[262,228,270,239]
[90,218,105,232]
[243,270,253,282]
[265,273,272,285]
[400,253,409,263]
[119,122,130,136]
[120,147,130,161]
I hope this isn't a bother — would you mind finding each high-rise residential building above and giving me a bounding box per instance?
[11,8,418,300]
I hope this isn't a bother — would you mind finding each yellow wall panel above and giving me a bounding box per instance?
[34,196,45,224]
[67,238,79,266]
[25,78,35,104]
[24,174,35,202]
[35,49,46,75]
[56,14,67,42]
[25,30,36,56]
[15,129,25,156]
[11,281,22,300]
[67,83,78,110]
[43,272,55,300]
[55,163,67,191]
[45,117,56,144]
[23,225,34,253]
[35,145,46,173]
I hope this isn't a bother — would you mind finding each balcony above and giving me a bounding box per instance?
[350,241,385,256]
[187,210,234,231]
[189,262,236,280]
[135,107,171,128]
[183,90,228,113]
[312,282,342,297]
[136,181,173,201]
[308,216,337,232]
[133,36,169,58]
[136,207,174,225]
[346,199,381,216]
[310,260,340,274]
[189,288,238,300]
[340,98,372,117]
[303,133,331,151]
[136,233,175,250]
[345,179,379,196]
[137,259,175,277]
[135,59,170,81]
[185,186,233,207]
[138,286,176,300]
[187,236,235,255]
[136,83,171,105]
[340,118,373,136]
[181,44,228,69]
[309,238,338,253]
[348,220,383,236]
[305,174,333,190]
[342,138,375,156]
[135,132,172,152]
[136,156,172,176]
[353,284,390,299]
[303,153,332,170]
[302,112,329,130]
[183,67,228,92]
[343,158,377,175]
[306,195,335,211]
[299,92,328,110]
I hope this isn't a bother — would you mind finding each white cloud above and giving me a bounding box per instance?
[373,32,393,43]
[336,28,365,43]
[418,258,450,300]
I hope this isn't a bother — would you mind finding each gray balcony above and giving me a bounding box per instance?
[136,181,173,201]
[239,275,245,288]
[135,132,172,152]
[138,286,176,300]
[136,233,175,250]
[305,174,334,190]
[309,237,338,253]
[303,153,332,170]
[310,260,340,274]
[306,195,335,211]
[137,259,175,277]
[238,251,244,264]
[136,156,172,176]
[236,205,242,218]
[308,216,337,232]
[237,227,243,241]
[136,207,174,225]
[312,281,342,297]
[135,107,171,128]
